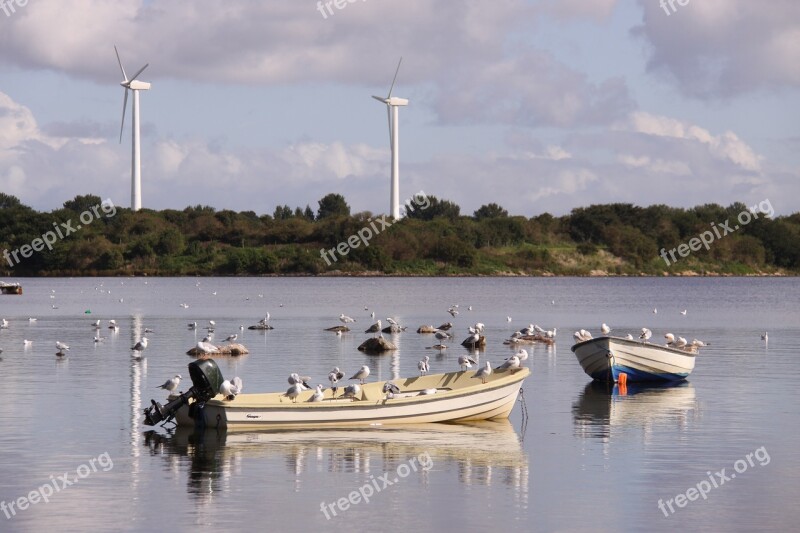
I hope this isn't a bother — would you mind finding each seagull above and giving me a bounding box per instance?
[180,303,189,309]
[463,332,480,347]
[339,314,356,324]
[91,320,100,328]
[349,365,370,384]
[507,316,512,322]
[108,320,116,327]
[342,383,361,399]
[691,339,709,348]
[474,323,485,333]
[533,324,545,334]
[283,383,304,403]
[223,334,238,343]
[196,340,218,354]
[624,334,634,340]
[307,384,325,403]
[675,336,688,349]
[467,306,473,311]
[365,320,382,333]
[158,374,181,394]
[94,335,104,343]
[336,330,342,337]
[144,328,154,333]
[327,368,344,395]
[515,349,529,364]
[434,330,452,341]
[680,309,687,316]
[573,329,592,342]
[601,323,611,336]
[458,355,477,371]
[259,313,271,324]
[665,333,676,346]
[498,355,520,371]
[473,361,493,384]
[447,307,458,317]
[418,356,430,375]
[386,317,398,326]
[132,337,149,352]
[653,308,658,314]
[639,328,652,342]
[383,381,401,399]
[761,332,768,342]
[288,373,312,390]
[417,389,438,396]
[219,376,242,400]
[370,311,375,319]
[55,341,70,353]
[188,322,197,330]
[28,318,37,322]
[546,328,557,338]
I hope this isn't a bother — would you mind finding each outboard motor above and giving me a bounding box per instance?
[144,359,224,426]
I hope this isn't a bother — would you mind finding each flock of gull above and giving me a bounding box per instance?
[572,323,710,351]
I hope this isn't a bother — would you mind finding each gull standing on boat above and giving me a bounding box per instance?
[339,314,356,324]
[418,355,430,375]
[639,328,652,342]
[328,367,345,395]
[515,349,529,365]
[665,333,676,347]
[601,323,611,336]
[350,365,370,384]
[219,376,243,400]
[458,355,477,371]
[284,383,304,403]
[382,381,401,399]
[288,373,312,390]
[498,355,520,371]
[473,361,493,384]
[158,374,181,394]
[308,384,325,403]
[342,383,361,399]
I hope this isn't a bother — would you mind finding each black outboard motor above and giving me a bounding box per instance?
[144,359,224,426]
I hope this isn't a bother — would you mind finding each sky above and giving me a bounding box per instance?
[0,0,798,218]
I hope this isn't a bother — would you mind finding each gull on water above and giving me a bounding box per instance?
[55,341,70,354]
[418,356,430,375]
[681,309,687,316]
[387,317,398,326]
[132,337,149,352]
[473,361,493,384]
[691,339,709,348]
[339,314,356,324]
[761,332,768,342]
[349,365,370,384]
[158,374,181,394]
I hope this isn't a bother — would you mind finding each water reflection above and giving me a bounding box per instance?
[143,421,529,503]
[573,380,699,442]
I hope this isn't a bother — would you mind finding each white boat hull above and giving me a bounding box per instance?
[571,336,696,382]
[175,368,529,429]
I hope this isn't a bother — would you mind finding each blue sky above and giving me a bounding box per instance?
[1,0,798,217]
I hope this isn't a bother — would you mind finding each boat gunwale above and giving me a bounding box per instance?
[570,336,698,359]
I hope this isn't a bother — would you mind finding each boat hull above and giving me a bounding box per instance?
[175,368,529,429]
[571,337,696,382]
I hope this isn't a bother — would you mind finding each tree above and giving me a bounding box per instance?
[63,194,103,214]
[303,205,315,221]
[405,195,461,221]
[317,193,350,219]
[474,203,508,220]
[0,193,24,210]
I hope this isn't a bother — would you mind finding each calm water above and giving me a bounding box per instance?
[0,277,798,532]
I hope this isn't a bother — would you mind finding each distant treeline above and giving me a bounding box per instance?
[1,192,798,276]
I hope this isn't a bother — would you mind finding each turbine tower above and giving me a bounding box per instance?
[372,58,408,220]
[115,45,151,211]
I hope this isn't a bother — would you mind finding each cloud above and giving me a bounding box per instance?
[633,0,800,98]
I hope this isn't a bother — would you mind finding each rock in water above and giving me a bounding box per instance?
[381,325,406,334]
[325,325,351,332]
[417,325,436,333]
[358,337,398,354]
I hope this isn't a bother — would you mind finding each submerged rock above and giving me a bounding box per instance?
[248,324,274,330]
[417,325,436,333]
[325,325,351,332]
[381,325,407,334]
[187,343,250,357]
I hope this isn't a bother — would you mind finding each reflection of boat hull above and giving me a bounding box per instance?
[175,368,529,429]
[571,336,695,382]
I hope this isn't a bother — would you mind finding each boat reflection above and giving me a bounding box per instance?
[572,380,699,442]
[143,420,528,502]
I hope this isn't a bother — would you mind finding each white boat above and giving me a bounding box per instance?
[171,367,530,430]
[571,336,697,382]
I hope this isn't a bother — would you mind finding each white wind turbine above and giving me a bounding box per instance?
[115,45,151,212]
[372,58,408,220]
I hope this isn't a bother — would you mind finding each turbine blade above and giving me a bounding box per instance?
[371,95,387,103]
[130,63,149,81]
[387,57,402,98]
[114,45,128,81]
[119,89,128,144]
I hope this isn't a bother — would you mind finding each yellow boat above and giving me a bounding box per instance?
[144,359,529,430]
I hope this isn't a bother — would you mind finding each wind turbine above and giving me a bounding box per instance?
[115,45,151,212]
[372,58,408,220]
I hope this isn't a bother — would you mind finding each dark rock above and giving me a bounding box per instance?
[358,336,397,354]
